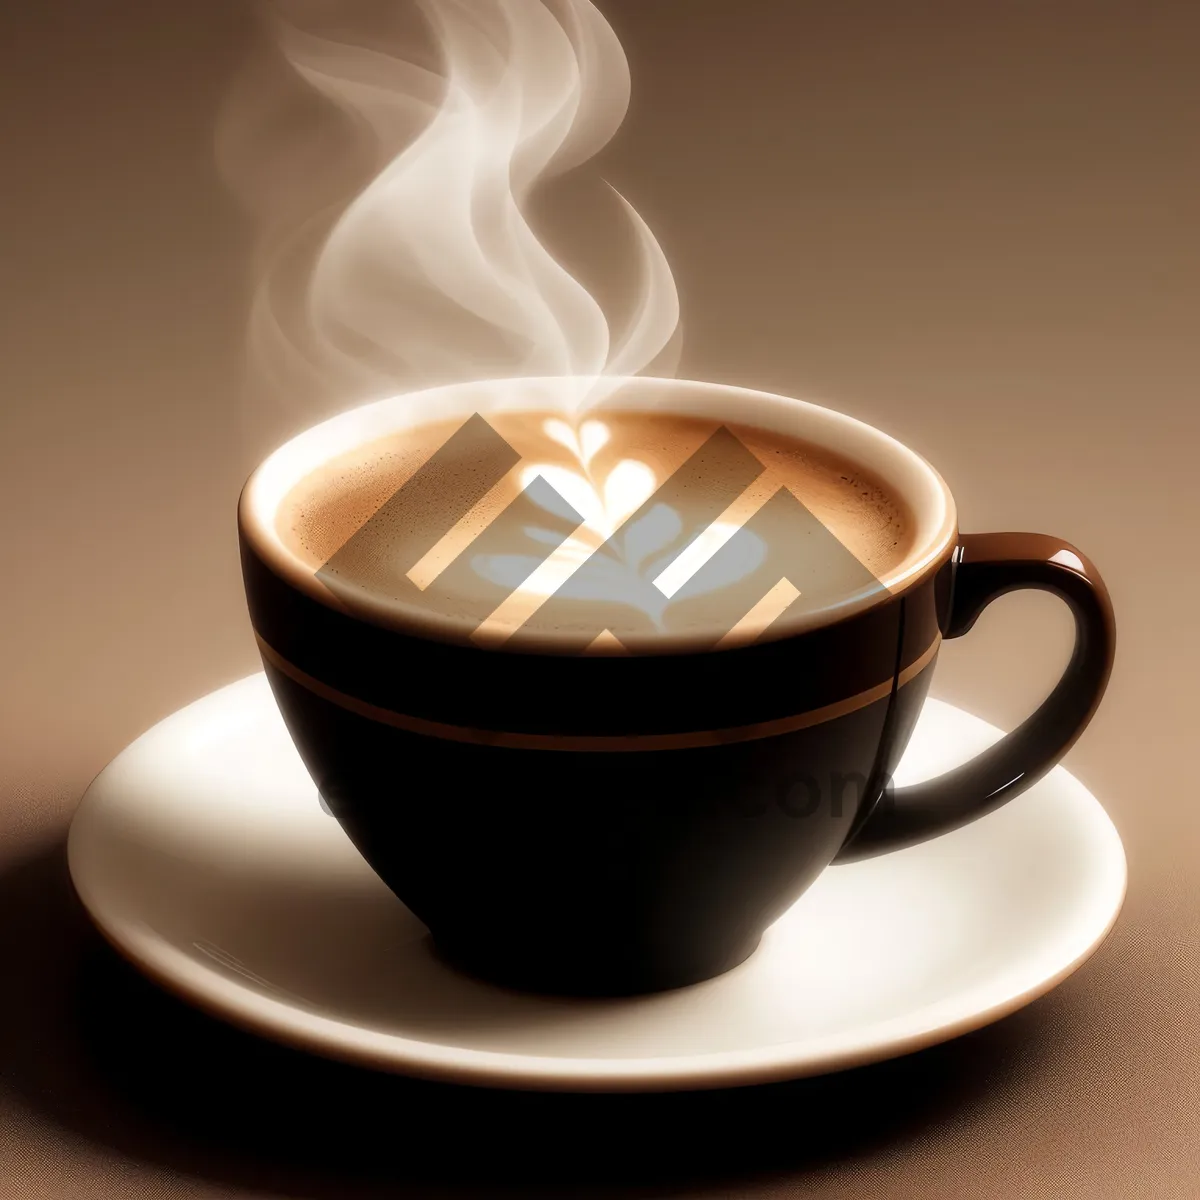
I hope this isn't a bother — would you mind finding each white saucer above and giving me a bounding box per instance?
[67,674,1126,1093]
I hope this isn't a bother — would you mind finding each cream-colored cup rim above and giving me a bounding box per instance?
[239,375,958,652]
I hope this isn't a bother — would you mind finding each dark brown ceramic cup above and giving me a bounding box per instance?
[238,377,1115,996]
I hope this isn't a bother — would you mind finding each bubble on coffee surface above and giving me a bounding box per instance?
[276,409,916,650]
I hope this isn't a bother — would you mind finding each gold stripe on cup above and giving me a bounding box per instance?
[254,631,941,753]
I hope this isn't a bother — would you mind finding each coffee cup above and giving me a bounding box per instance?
[238,376,1115,995]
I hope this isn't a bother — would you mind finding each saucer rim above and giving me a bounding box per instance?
[66,677,1129,1094]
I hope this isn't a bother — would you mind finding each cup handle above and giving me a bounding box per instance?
[835,532,1116,863]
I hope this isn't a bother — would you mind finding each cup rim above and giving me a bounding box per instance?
[238,375,958,654]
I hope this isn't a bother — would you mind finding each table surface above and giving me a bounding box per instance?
[2,1,1197,1196]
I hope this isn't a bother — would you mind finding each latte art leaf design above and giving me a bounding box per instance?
[469,418,767,623]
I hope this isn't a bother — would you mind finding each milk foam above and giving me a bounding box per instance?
[277,409,916,650]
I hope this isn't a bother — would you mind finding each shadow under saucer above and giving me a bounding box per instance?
[0,835,1107,1200]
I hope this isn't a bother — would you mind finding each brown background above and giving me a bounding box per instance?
[1,1,1197,1196]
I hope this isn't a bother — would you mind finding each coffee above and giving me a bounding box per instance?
[276,408,917,651]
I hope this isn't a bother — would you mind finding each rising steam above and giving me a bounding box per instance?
[218,0,681,419]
